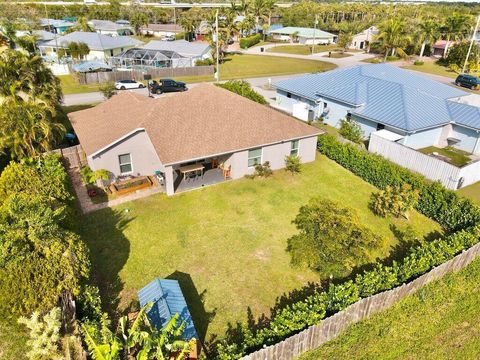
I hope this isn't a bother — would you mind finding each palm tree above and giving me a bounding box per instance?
[179,16,195,41]
[239,14,255,38]
[377,18,410,60]
[0,94,65,159]
[418,19,439,57]
[0,20,17,49]
[442,14,472,57]
[249,0,268,33]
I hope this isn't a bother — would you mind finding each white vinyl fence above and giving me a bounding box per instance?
[368,133,480,190]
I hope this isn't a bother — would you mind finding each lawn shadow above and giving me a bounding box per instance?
[166,271,216,350]
[80,207,132,317]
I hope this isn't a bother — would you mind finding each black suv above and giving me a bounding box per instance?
[148,79,187,94]
[455,74,480,90]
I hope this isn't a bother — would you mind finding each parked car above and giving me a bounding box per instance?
[162,34,176,41]
[148,79,187,94]
[455,74,480,90]
[115,79,145,90]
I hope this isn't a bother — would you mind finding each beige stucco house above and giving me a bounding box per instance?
[69,84,320,195]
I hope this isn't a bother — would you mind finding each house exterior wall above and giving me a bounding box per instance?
[299,36,334,45]
[402,126,444,149]
[228,136,318,180]
[40,45,133,61]
[352,116,380,139]
[88,130,163,178]
[450,124,480,154]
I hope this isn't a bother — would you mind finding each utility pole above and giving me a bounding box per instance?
[311,14,318,55]
[215,10,220,82]
[44,3,60,64]
[463,15,480,74]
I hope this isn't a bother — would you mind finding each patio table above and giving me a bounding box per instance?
[179,163,205,181]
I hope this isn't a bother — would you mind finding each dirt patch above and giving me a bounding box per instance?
[253,249,270,261]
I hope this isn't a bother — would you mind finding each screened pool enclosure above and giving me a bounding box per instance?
[110,48,194,70]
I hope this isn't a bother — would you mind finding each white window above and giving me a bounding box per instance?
[119,153,132,173]
[248,148,262,167]
[291,140,299,156]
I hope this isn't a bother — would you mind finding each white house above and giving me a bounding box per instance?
[142,40,211,66]
[350,26,379,51]
[39,31,142,61]
[274,64,480,155]
[140,24,184,39]
[39,18,75,34]
[269,27,336,45]
[88,20,134,36]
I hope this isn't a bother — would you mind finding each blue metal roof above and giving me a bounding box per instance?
[274,64,480,132]
[138,278,198,340]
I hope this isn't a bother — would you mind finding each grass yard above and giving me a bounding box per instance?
[0,319,27,360]
[322,52,352,59]
[403,61,459,79]
[80,154,440,343]
[59,54,336,94]
[299,255,480,360]
[266,44,341,55]
[418,146,472,167]
[459,182,480,205]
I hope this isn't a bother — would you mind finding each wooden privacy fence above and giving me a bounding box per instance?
[368,133,480,190]
[77,65,214,84]
[241,241,480,360]
[50,145,87,169]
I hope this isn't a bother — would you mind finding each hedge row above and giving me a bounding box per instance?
[317,135,480,232]
[216,80,267,105]
[214,135,480,359]
[216,227,480,358]
[240,34,262,49]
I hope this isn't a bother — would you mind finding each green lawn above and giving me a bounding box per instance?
[459,182,480,205]
[59,74,102,95]
[299,255,480,360]
[0,319,27,360]
[266,44,341,55]
[403,61,459,79]
[418,146,472,167]
[80,154,440,342]
[322,52,352,59]
[59,54,336,94]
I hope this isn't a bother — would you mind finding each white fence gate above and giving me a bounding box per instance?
[368,132,480,190]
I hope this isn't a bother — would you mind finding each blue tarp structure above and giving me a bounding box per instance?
[138,278,198,340]
[72,61,112,73]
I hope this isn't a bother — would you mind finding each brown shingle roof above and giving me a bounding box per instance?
[69,84,321,165]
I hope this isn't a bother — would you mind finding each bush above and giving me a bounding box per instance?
[413,60,424,66]
[386,56,400,62]
[246,161,272,179]
[317,135,480,231]
[216,225,480,359]
[287,198,385,277]
[338,118,364,144]
[216,80,267,104]
[80,166,109,185]
[285,155,302,174]
[370,184,419,219]
[445,42,480,71]
[99,82,117,99]
[240,34,262,49]
[195,58,214,66]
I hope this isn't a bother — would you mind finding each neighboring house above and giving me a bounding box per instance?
[88,19,134,36]
[68,84,320,196]
[274,64,480,155]
[39,18,76,34]
[350,26,379,51]
[140,23,184,38]
[15,29,55,47]
[142,40,211,66]
[269,27,336,45]
[432,40,456,57]
[38,31,142,61]
[111,47,193,69]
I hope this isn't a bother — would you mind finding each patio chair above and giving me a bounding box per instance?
[154,171,164,186]
[223,165,231,180]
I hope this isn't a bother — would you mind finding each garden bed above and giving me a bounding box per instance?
[109,176,153,196]
[418,146,472,167]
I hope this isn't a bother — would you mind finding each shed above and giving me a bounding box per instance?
[138,278,198,340]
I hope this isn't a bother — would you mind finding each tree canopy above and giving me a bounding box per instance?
[287,198,385,277]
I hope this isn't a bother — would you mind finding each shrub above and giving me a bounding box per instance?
[386,55,400,62]
[99,81,117,99]
[413,60,424,66]
[80,166,109,185]
[445,42,480,71]
[239,34,262,49]
[18,307,62,360]
[216,80,267,104]
[370,184,419,219]
[285,155,302,174]
[338,118,364,144]
[246,161,272,179]
[287,198,385,277]
[317,135,480,231]
[195,58,214,66]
